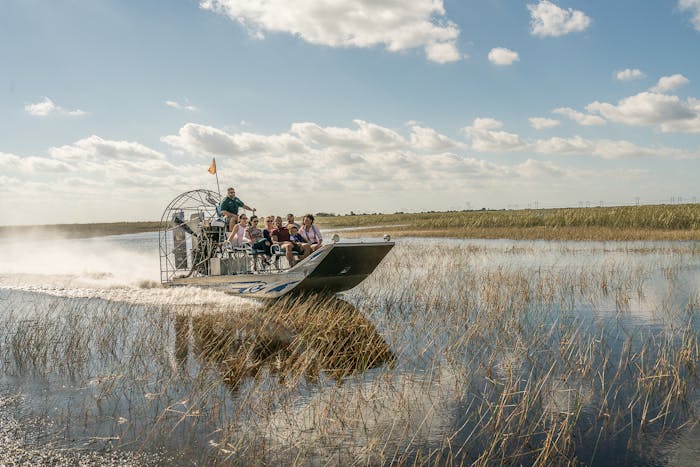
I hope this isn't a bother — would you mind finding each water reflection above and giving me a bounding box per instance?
[174,296,395,392]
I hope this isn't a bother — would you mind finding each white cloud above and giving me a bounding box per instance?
[516,158,568,177]
[527,1,591,37]
[291,120,406,150]
[25,97,87,117]
[535,135,592,155]
[488,47,519,66]
[615,68,645,81]
[463,118,527,152]
[4,117,698,225]
[459,120,700,159]
[163,119,593,192]
[199,0,463,63]
[0,152,74,173]
[658,97,700,133]
[679,0,700,30]
[425,42,463,64]
[163,122,318,156]
[165,100,198,111]
[650,74,690,93]
[534,135,700,159]
[586,91,697,129]
[408,124,466,150]
[48,135,166,162]
[529,117,560,130]
[553,107,606,126]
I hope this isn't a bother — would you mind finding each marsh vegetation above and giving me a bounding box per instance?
[2,203,698,241]
[0,237,699,465]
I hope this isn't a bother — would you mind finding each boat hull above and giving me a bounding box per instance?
[167,241,393,298]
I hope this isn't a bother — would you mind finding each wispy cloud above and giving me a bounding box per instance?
[165,100,198,111]
[24,97,87,117]
[199,0,463,63]
[615,68,645,81]
[527,1,591,37]
[488,47,519,66]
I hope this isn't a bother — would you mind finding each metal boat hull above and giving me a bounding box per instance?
[168,241,393,298]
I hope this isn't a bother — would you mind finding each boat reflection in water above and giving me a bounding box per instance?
[174,294,394,390]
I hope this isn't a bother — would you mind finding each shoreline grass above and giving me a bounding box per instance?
[0,203,698,241]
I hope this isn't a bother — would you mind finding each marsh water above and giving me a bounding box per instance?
[0,232,698,465]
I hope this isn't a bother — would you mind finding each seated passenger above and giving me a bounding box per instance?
[289,224,311,260]
[226,213,250,247]
[271,216,303,267]
[300,213,323,252]
[286,213,300,230]
[248,215,272,257]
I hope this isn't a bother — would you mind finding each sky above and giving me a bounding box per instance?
[2,0,700,225]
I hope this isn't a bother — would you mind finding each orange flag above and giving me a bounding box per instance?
[208,158,216,174]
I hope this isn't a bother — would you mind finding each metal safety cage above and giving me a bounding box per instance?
[158,189,224,284]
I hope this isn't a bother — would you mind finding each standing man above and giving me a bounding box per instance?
[220,187,255,231]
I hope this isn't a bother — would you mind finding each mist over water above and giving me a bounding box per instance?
[0,231,258,307]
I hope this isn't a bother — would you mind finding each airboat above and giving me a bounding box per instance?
[159,190,394,298]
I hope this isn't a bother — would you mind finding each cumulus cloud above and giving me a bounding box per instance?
[615,68,645,81]
[650,74,690,93]
[408,124,466,150]
[527,0,591,37]
[48,135,166,162]
[460,119,700,159]
[163,118,594,187]
[534,135,592,155]
[291,120,406,150]
[586,91,697,129]
[679,0,700,30]
[163,122,315,156]
[463,118,527,152]
[529,117,560,130]
[657,97,700,133]
[165,100,198,111]
[0,152,74,173]
[199,0,463,63]
[553,107,606,126]
[488,47,519,66]
[24,97,87,117]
